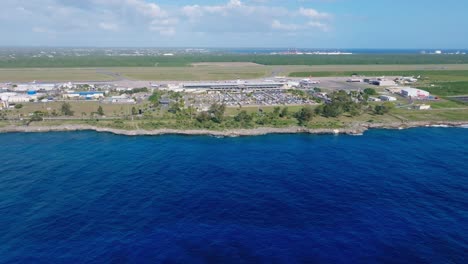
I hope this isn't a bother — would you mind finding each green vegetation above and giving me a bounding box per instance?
[423,82,468,96]
[120,87,148,95]
[149,90,164,106]
[61,102,74,116]
[289,70,468,79]
[26,111,44,125]
[2,54,468,68]
[97,106,105,116]
[315,90,368,118]
[0,68,113,82]
[14,104,23,109]
[374,103,394,115]
[295,106,315,125]
[364,88,377,95]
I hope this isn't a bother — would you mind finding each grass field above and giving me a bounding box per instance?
[3,64,468,82]
[2,54,468,68]
[0,68,113,82]
[394,108,468,121]
[289,69,468,79]
[117,65,268,81]
[422,82,468,96]
[7,101,145,117]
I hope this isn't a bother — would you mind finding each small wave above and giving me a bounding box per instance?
[430,125,449,128]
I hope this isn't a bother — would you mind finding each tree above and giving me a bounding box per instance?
[273,106,281,117]
[322,103,344,118]
[149,90,164,106]
[196,104,226,124]
[131,107,138,115]
[234,110,253,124]
[14,104,23,109]
[348,103,362,117]
[313,87,322,93]
[196,111,211,123]
[295,106,314,125]
[364,88,377,95]
[280,107,289,118]
[209,103,226,123]
[26,111,44,125]
[374,102,394,115]
[97,106,104,116]
[61,102,74,116]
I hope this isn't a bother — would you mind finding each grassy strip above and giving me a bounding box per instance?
[289,70,468,79]
[2,54,468,68]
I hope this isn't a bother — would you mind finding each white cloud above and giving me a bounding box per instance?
[0,0,334,46]
[180,0,331,34]
[299,7,331,20]
[271,20,300,31]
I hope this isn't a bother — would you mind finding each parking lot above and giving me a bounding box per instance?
[185,90,316,110]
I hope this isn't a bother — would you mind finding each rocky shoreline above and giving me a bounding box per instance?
[0,121,466,137]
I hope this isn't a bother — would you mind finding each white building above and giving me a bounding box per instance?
[15,83,56,92]
[0,92,36,103]
[59,82,75,89]
[379,95,397,101]
[347,78,362,83]
[287,81,300,88]
[8,95,34,103]
[64,91,105,100]
[103,95,136,104]
[401,88,430,98]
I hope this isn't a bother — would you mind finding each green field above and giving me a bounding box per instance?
[289,69,468,79]
[422,82,468,96]
[7,101,144,117]
[3,64,468,82]
[0,68,113,82]
[117,65,268,81]
[2,54,468,68]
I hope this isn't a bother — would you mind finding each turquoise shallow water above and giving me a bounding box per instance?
[0,128,467,263]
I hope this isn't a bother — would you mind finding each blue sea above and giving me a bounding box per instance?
[0,128,467,263]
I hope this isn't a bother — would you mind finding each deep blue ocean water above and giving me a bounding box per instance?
[0,128,467,263]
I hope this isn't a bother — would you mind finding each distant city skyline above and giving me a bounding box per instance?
[1,0,467,48]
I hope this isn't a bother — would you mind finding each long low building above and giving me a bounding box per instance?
[64,91,105,99]
[0,92,37,103]
[182,82,285,90]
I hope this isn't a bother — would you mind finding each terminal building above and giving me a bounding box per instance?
[182,81,285,90]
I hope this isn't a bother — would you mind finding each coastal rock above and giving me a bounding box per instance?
[0,121,466,137]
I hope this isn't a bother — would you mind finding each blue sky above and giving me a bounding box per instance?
[0,0,467,48]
